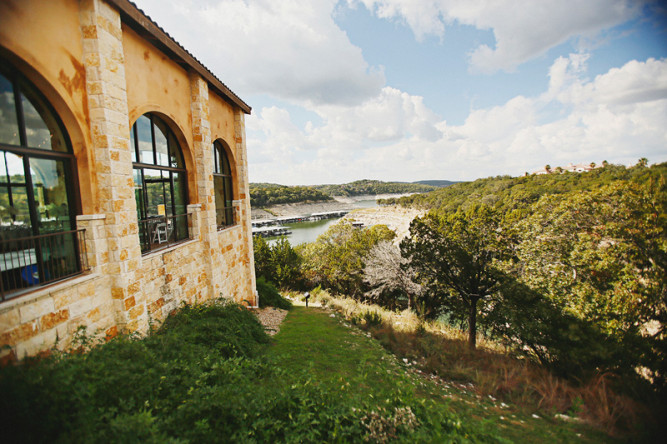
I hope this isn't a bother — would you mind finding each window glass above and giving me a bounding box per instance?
[212,142,234,227]
[214,175,224,226]
[20,81,67,152]
[162,171,172,216]
[221,149,231,175]
[30,158,70,233]
[136,115,153,164]
[169,132,183,168]
[213,144,220,174]
[0,152,30,228]
[133,168,144,220]
[153,118,169,167]
[143,168,165,218]
[172,171,187,215]
[130,125,137,162]
[4,151,25,183]
[0,73,19,146]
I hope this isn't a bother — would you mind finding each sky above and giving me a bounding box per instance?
[132,0,667,185]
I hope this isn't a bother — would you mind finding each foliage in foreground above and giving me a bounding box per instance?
[0,299,491,443]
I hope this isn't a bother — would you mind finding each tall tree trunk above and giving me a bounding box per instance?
[468,297,479,350]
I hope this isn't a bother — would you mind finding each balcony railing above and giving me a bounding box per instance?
[138,213,192,254]
[0,229,89,301]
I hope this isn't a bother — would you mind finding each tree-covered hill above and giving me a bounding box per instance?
[382,161,667,220]
[413,179,459,187]
[249,184,333,207]
[250,179,443,207]
[313,179,437,197]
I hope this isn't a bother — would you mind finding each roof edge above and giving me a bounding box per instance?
[107,0,251,114]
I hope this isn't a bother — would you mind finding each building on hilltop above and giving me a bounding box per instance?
[0,0,258,361]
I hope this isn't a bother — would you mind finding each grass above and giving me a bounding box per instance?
[270,305,615,443]
[0,296,637,442]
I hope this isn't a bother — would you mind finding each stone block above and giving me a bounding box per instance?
[105,325,118,341]
[0,321,37,346]
[39,309,70,331]
[129,305,144,320]
[16,328,57,359]
[0,308,20,332]
[123,296,135,310]
[19,297,55,323]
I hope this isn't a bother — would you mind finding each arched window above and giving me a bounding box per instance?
[130,113,189,253]
[213,140,234,228]
[0,61,82,299]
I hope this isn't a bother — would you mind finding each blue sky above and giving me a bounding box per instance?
[133,0,667,184]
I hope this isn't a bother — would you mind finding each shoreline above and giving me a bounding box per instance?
[250,194,411,220]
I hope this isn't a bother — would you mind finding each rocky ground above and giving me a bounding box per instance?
[252,307,289,336]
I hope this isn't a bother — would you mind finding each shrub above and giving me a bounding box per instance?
[257,276,292,310]
[0,299,271,443]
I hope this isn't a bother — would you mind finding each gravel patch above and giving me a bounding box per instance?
[253,307,289,336]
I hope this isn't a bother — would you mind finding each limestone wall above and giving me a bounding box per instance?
[0,0,256,361]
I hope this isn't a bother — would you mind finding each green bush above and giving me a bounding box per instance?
[256,276,292,310]
[0,300,270,443]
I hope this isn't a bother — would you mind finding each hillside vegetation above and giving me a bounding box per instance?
[250,180,442,208]
[254,160,667,436]
[313,179,438,197]
[381,161,665,220]
[249,183,333,207]
[2,299,608,442]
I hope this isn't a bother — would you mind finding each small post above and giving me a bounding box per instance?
[304,292,310,308]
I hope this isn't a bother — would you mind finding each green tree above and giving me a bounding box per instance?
[510,182,666,382]
[299,221,395,297]
[401,207,508,349]
[270,237,302,288]
[253,235,273,281]
[253,236,303,289]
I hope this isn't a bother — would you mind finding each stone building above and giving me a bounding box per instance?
[0,0,257,361]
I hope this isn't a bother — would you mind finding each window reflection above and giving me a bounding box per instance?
[19,79,67,152]
[136,115,153,164]
[0,73,19,146]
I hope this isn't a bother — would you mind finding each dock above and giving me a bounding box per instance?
[252,226,292,238]
[251,210,349,230]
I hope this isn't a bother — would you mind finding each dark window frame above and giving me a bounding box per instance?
[213,140,234,229]
[0,60,84,300]
[131,113,190,254]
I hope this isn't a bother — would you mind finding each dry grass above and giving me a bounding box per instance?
[306,290,654,437]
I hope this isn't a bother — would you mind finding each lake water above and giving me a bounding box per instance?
[266,198,378,246]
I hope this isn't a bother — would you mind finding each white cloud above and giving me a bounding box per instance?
[353,0,640,73]
[133,0,384,105]
[248,56,667,184]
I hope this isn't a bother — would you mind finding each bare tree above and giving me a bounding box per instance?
[363,241,421,309]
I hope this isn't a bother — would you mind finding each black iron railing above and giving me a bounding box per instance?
[0,229,89,301]
[138,213,192,254]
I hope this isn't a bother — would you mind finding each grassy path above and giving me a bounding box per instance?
[267,307,614,443]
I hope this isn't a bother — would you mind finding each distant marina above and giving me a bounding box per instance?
[250,195,414,245]
[251,211,350,240]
